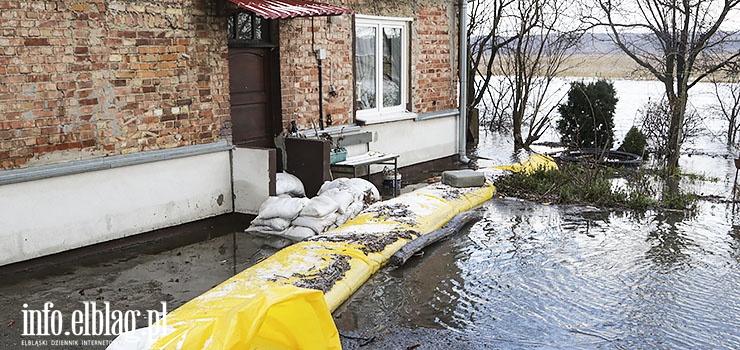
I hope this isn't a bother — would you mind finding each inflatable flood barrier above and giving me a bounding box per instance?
[108,181,495,350]
[492,153,558,174]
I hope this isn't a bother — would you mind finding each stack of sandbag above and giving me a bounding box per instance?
[285,178,380,239]
[245,177,381,247]
[245,196,310,235]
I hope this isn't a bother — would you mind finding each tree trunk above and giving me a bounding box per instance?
[729,115,737,147]
[389,210,484,267]
[513,109,525,149]
[666,93,687,175]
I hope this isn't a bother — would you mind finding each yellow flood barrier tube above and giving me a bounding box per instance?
[109,182,495,350]
[492,153,558,174]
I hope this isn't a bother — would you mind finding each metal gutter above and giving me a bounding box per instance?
[458,0,471,164]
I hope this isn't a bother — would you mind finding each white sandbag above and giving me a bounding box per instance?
[300,195,340,218]
[293,213,338,234]
[318,178,351,195]
[347,178,381,202]
[335,212,350,227]
[249,217,292,231]
[244,225,285,235]
[283,226,316,242]
[256,196,310,220]
[319,189,355,214]
[276,172,306,197]
[318,177,380,204]
[244,226,293,249]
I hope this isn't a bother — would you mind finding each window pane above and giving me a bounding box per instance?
[355,26,376,110]
[254,16,263,40]
[227,15,235,40]
[237,12,253,40]
[382,27,402,108]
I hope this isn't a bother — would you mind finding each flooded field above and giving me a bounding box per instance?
[336,78,740,349]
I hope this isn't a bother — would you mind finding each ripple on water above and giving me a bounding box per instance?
[428,199,740,349]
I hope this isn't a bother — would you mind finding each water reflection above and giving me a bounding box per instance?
[729,224,740,263]
[644,210,697,270]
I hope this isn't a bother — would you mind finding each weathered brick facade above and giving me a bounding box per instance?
[0,0,230,169]
[413,5,458,113]
[278,0,459,130]
[279,15,354,130]
[0,0,460,169]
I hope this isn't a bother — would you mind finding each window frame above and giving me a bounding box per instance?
[354,15,414,124]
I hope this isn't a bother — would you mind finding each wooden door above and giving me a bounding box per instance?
[229,47,276,148]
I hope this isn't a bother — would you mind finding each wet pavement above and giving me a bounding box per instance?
[0,213,273,349]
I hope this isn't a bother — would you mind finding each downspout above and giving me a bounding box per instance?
[458,0,471,164]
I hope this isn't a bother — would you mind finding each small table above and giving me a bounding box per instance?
[331,152,400,196]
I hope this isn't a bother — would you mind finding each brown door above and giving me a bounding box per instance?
[229,47,276,148]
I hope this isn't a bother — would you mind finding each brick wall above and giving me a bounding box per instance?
[413,5,458,113]
[0,0,230,170]
[278,0,459,131]
[278,15,354,131]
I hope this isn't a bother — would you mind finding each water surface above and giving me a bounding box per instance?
[336,78,740,349]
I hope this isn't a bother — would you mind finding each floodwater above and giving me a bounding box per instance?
[335,79,740,349]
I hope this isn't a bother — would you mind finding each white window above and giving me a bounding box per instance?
[355,15,413,123]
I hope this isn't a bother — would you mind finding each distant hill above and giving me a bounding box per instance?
[576,32,740,55]
[472,32,740,56]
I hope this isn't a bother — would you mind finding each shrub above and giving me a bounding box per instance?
[638,97,702,159]
[494,162,697,210]
[618,126,648,156]
[557,80,618,150]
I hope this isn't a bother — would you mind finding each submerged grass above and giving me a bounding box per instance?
[494,162,698,210]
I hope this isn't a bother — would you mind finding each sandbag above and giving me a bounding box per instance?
[293,213,338,234]
[318,178,380,204]
[257,197,310,220]
[276,172,306,197]
[317,178,350,195]
[283,226,317,241]
[300,196,340,218]
[347,178,380,202]
[250,217,292,231]
[319,189,355,214]
[346,201,364,216]
[245,225,287,236]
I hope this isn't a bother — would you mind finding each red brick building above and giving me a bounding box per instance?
[0,0,467,265]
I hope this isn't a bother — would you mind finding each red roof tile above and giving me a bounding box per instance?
[227,0,354,19]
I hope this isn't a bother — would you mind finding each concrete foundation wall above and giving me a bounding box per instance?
[358,116,457,172]
[0,152,232,266]
[232,148,274,215]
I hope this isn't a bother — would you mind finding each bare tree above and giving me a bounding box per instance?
[496,0,586,150]
[709,68,740,146]
[592,0,740,173]
[467,0,520,133]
